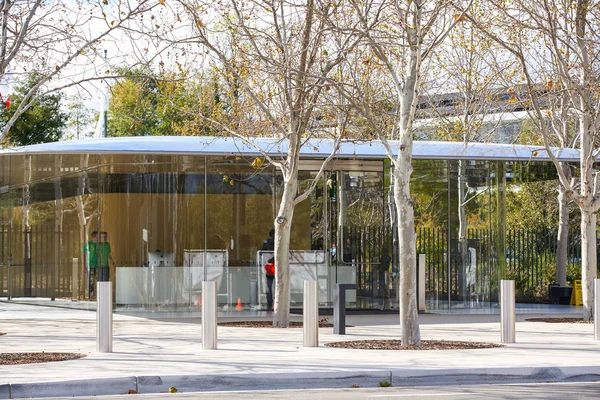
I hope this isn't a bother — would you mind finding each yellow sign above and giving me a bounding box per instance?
[570,280,583,306]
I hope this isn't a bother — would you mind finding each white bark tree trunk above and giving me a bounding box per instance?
[392,13,421,346]
[76,154,92,299]
[580,208,596,320]
[393,161,420,345]
[574,0,597,322]
[273,175,298,327]
[579,110,596,321]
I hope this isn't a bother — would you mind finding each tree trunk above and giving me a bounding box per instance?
[580,208,596,321]
[393,161,420,345]
[76,154,91,300]
[392,18,421,346]
[556,163,571,286]
[579,109,596,321]
[273,176,298,327]
[574,2,597,320]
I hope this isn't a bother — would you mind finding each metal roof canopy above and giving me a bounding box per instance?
[0,136,583,162]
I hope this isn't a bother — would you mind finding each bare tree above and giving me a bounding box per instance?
[171,0,358,326]
[335,0,472,345]
[471,0,600,319]
[0,0,158,141]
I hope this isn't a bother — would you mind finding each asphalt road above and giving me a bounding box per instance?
[38,382,600,400]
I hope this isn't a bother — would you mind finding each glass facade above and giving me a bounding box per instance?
[0,151,562,313]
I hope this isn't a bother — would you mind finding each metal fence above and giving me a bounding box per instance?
[416,227,495,302]
[416,227,586,302]
[0,224,82,299]
[339,226,389,298]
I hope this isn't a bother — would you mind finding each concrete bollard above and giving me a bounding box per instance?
[303,280,318,347]
[96,281,113,353]
[202,281,218,350]
[595,279,600,341]
[334,283,357,335]
[500,279,516,343]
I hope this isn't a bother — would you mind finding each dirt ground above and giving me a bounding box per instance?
[218,320,343,328]
[525,317,592,324]
[0,352,86,365]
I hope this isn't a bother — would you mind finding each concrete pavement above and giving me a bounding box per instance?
[0,300,599,398]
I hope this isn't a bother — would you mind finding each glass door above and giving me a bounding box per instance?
[327,168,389,309]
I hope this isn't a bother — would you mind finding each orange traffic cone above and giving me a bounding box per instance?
[236,297,243,311]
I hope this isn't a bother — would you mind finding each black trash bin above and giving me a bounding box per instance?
[549,284,572,305]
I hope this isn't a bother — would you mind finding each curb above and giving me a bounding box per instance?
[390,366,600,386]
[137,371,391,393]
[0,385,8,399]
[1,367,600,399]
[9,377,136,399]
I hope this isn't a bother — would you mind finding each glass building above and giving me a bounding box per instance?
[0,137,578,313]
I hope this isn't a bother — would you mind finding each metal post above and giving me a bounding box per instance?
[303,280,318,347]
[96,281,113,353]
[500,280,515,343]
[72,258,79,301]
[202,281,217,350]
[418,254,426,312]
[595,279,600,341]
[334,283,357,334]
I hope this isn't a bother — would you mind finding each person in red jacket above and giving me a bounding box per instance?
[265,257,275,311]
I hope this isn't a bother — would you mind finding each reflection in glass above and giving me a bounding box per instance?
[0,151,566,314]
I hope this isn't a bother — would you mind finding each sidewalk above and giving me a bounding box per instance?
[0,300,598,398]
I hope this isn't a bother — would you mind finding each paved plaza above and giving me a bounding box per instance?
[0,300,598,398]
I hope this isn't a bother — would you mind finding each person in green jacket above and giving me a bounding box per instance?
[82,231,98,300]
[98,231,116,282]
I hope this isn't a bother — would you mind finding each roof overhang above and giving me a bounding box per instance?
[0,136,583,162]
